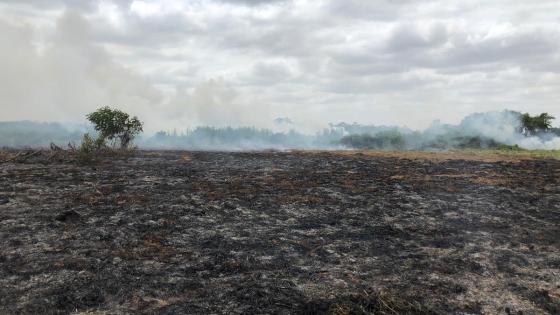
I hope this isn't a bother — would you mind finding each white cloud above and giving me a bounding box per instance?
[130,1,162,17]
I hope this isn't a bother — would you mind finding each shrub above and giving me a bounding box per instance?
[340,131,405,150]
[86,107,143,149]
[497,144,524,151]
[76,133,105,163]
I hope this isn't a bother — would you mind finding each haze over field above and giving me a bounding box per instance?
[1,0,560,136]
[1,110,559,150]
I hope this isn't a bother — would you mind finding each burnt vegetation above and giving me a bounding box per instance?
[0,150,559,314]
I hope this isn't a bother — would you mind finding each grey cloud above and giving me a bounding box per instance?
[324,0,410,21]
[328,25,560,79]
[0,0,97,10]
[246,60,294,85]
[92,12,200,48]
[1,0,559,131]
[321,73,442,95]
[0,0,134,11]
[442,30,559,69]
[386,23,448,52]
[216,0,288,5]
[204,17,322,57]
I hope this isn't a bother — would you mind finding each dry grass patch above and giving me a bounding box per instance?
[293,149,560,162]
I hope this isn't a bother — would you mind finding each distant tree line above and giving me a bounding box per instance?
[0,121,83,148]
[145,126,318,149]
[0,110,558,151]
[338,111,558,150]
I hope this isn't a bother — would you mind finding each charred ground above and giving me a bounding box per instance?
[0,150,559,314]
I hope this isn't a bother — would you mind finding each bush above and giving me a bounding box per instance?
[453,136,501,149]
[86,107,143,149]
[76,133,105,163]
[71,107,143,164]
[340,131,405,150]
[497,144,524,151]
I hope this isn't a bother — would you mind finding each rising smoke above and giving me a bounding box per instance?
[455,111,560,150]
[1,110,559,150]
[0,12,162,125]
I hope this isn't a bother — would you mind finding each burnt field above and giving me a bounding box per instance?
[0,150,559,314]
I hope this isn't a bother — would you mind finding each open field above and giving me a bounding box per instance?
[0,150,559,314]
[296,149,560,162]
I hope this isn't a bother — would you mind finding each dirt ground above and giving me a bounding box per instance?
[0,150,559,314]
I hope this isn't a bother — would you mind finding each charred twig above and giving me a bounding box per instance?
[46,150,59,162]
[0,152,24,163]
[0,150,41,163]
[19,150,42,162]
[50,143,63,151]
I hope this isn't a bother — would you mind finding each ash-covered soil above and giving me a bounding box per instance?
[0,150,559,314]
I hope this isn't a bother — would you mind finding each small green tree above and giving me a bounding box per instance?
[86,106,143,149]
[519,112,555,136]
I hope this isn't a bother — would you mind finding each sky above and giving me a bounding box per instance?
[0,0,559,133]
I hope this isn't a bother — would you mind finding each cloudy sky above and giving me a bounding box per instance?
[1,0,559,133]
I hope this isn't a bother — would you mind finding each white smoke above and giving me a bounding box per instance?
[161,79,277,131]
[0,12,162,125]
[457,111,560,150]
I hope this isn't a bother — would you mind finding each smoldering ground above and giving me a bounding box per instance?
[0,150,559,314]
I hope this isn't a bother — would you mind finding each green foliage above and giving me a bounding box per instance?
[340,131,405,150]
[75,107,142,163]
[149,126,312,149]
[86,106,143,149]
[76,133,105,163]
[430,135,502,149]
[519,112,555,136]
[497,144,524,151]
